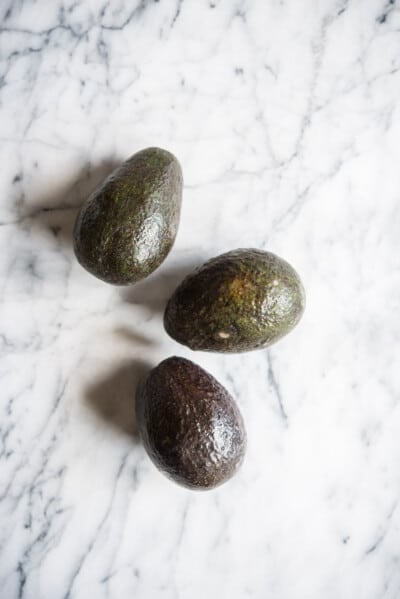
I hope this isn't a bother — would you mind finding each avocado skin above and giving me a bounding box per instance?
[164,249,305,353]
[73,147,182,285]
[137,356,246,490]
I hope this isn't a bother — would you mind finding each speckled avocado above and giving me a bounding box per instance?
[136,356,246,490]
[73,147,183,285]
[164,249,305,353]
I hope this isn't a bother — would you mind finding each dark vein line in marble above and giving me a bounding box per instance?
[0,422,16,459]
[0,23,86,43]
[3,5,12,21]
[337,0,350,17]
[273,154,346,230]
[272,184,312,231]
[175,499,190,550]
[365,501,398,555]
[171,0,183,27]
[377,0,396,24]
[0,376,67,503]
[0,0,111,43]
[366,532,386,555]
[100,458,145,592]
[13,461,68,598]
[101,0,154,31]
[274,3,350,169]
[267,352,288,424]
[63,453,129,599]
[17,561,26,599]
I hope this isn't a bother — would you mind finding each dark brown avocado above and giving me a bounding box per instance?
[73,147,182,285]
[137,356,246,490]
[164,248,305,353]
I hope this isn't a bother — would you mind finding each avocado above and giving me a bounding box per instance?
[73,147,182,285]
[164,249,305,353]
[137,356,246,490]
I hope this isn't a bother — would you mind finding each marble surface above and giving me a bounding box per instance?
[1,0,400,597]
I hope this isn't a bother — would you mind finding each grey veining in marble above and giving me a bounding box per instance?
[1,0,400,597]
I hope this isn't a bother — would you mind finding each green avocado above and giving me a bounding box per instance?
[164,249,305,353]
[73,147,183,285]
[137,356,246,490]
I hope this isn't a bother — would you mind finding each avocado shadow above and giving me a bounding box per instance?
[84,359,151,442]
[114,326,156,348]
[120,258,202,315]
[22,158,120,247]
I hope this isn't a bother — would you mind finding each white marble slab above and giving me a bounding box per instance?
[1,0,400,597]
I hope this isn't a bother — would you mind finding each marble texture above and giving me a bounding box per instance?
[1,0,400,597]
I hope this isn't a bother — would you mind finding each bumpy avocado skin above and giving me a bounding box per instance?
[73,147,183,285]
[164,249,305,353]
[137,357,246,490]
